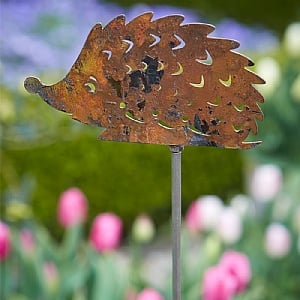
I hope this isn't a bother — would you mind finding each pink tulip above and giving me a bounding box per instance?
[90,213,122,252]
[0,221,11,261]
[219,251,252,293]
[20,228,35,254]
[202,265,236,300]
[57,187,88,228]
[43,261,59,290]
[185,201,201,233]
[136,288,164,300]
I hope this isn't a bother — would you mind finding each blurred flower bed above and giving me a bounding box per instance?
[1,0,300,299]
[1,162,300,299]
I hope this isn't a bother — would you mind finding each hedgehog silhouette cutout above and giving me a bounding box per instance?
[24,13,265,149]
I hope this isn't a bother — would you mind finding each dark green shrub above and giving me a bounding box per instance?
[3,133,243,237]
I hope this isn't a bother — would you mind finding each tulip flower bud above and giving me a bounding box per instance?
[216,207,242,244]
[219,251,252,293]
[264,222,291,258]
[90,213,123,252]
[132,214,155,243]
[250,164,282,202]
[185,196,224,233]
[57,187,88,228]
[136,288,164,300]
[202,265,236,300]
[0,221,11,261]
[43,261,59,292]
[284,23,300,58]
[20,228,35,255]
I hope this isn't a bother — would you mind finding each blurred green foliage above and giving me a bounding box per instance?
[251,59,300,169]
[2,129,243,237]
[106,0,300,35]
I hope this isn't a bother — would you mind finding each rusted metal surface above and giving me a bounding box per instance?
[24,13,264,148]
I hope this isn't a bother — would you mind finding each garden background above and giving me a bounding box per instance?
[0,0,300,299]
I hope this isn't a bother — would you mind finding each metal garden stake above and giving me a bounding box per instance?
[24,13,264,300]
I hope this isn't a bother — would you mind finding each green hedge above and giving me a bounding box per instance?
[3,132,243,236]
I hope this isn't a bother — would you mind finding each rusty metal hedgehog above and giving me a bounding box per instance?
[24,12,264,149]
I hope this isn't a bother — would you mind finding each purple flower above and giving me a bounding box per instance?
[213,19,278,52]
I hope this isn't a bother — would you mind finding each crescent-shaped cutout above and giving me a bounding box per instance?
[190,75,204,88]
[196,50,213,65]
[157,61,164,71]
[126,64,133,74]
[149,34,161,47]
[219,75,232,87]
[171,62,184,76]
[172,34,186,50]
[122,39,134,53]
[102,50,112,60]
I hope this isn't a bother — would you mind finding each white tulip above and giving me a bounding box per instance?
[255,57,281,96]
[216,207,242,244]
[264,223,291,258]
[249,164,282,202]
[197,195,224,231]
[284,22,300,58]
[132,214,155,243]
[231,194,252,218]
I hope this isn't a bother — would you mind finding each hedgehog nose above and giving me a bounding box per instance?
[24,76,44,94]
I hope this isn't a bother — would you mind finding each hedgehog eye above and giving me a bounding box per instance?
[196,50,213,65]
[172,34,185,50]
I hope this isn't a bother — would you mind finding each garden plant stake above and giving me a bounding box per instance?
[24,13,264,300]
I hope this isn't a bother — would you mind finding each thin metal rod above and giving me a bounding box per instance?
[169,145,183,300]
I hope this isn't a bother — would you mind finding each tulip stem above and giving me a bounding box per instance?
[169,145,184,300]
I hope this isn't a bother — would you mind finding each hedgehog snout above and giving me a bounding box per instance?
[24,76,44,94]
